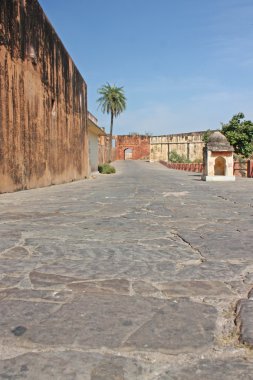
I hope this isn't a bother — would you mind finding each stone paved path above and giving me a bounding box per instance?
[0,160,253,379]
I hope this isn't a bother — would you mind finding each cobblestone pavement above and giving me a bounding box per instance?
[0,160,253,379]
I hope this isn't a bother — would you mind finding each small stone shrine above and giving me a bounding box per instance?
[202,131,235,181]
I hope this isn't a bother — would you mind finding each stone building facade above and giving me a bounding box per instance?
[0,0,89,193]
[150,132,206,162]
[87,112,106,174]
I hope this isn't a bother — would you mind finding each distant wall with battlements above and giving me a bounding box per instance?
[150,132,206,162]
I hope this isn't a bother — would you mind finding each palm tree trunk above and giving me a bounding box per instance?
[108,112,114,162]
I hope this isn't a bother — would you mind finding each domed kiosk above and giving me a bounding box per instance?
[202,131,235,181]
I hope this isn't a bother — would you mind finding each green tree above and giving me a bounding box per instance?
[221,113,253,157]
[202,129,213,144]
[97,83,126,161]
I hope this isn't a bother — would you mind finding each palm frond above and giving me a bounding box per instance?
[97,83,126,117]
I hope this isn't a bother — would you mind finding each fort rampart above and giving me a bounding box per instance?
[150,132,205,162]
[0,0,88,193]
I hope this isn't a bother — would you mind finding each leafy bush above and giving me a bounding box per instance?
[98,163,116,174]
[221,113,253,158]
[168,150,191,163]
[202,129,214,143]
[193,158,203,163]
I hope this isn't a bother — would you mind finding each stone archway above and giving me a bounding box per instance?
[214,156,226,175]
[115,135,150,160]
[124,148,133,160]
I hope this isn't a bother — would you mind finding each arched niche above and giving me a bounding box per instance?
[214,156,226,175]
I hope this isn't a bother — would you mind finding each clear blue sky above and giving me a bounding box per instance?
[39,0,253,136]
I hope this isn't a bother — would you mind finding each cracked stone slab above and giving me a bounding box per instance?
[0,160,253,377]
[0,351,163,380]
[67,279,130,295]
[0,288,73,303]
[176,260,247,281]
[29,271,78,288]
[123,298,217,354]
[0,231,22,252]
[0,294,217,353]
[132,280,160,297]
[33,254,180,283]
[0,258,41,275]
[0,246,30,259]
[236,296,253,347]
[158,357,253,380]
[159,280,235,298]
[0,275,23,289]
[0,299,61,339]
[244,272,253,285]
[175,230,253,261]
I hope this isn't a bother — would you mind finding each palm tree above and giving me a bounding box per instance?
[97,83,126,161]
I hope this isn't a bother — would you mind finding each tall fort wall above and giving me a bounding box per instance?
[0,0,88,193]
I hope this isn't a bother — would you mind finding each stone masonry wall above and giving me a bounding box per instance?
[150,132,205,162]
[115,135,150,160]
[0,0,88,193]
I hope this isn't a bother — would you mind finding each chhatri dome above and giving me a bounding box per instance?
[207,131,229,144]
[202,129,235,181]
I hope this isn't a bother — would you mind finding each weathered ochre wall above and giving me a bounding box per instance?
[0,0,88,193]
[150,132,205,162]
[115,135,150,160]
[98,136,116,164]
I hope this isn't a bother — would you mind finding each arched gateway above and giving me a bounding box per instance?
[115,135,150,160]
[124,148,133,160]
